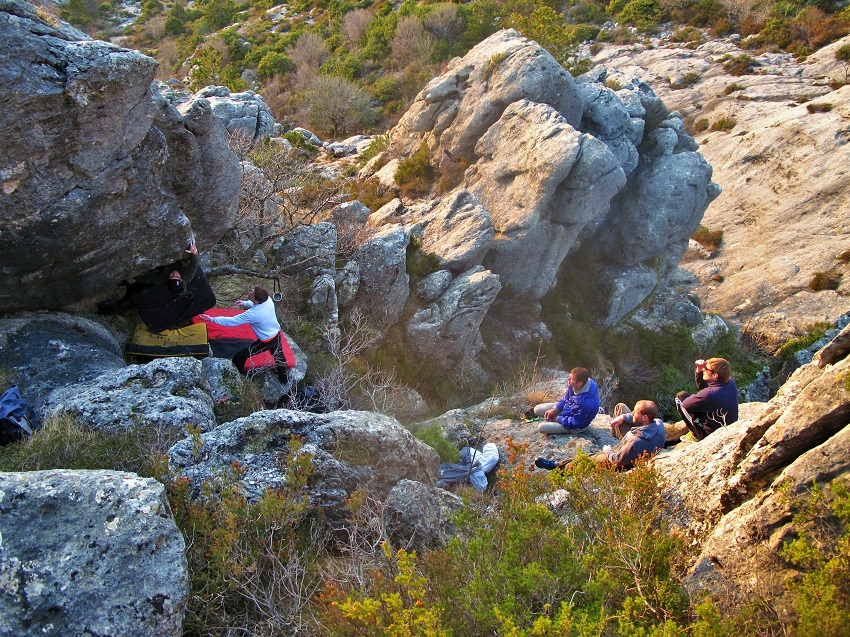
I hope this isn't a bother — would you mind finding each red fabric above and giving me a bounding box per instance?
[193,308,295,370]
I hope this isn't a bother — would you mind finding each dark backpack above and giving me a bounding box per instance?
[0,385,35,446]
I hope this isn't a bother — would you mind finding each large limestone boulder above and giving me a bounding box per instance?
[42,357,217,433]
[167,408,440,529]
[0,470,188,636]
[190,85,275,141]
[369,29,718,333]
[0,0,240,313]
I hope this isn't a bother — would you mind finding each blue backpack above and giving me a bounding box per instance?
[0,385,35,446]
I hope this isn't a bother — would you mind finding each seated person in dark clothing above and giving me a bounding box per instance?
[676,357,739,440]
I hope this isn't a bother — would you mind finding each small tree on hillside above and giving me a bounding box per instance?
[342,8,373,53]
[390,15,434,69]
[836,43,850,85]
[304,75,374,138]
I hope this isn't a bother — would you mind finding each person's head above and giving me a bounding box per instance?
[633,400,658,424]
[704,358,731,383]
[167,270,184,294]
[568,367,590,390]
[249,286,269,304]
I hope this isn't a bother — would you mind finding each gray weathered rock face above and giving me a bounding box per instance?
[406,266,502,363]
[42,356,217,433]
[167,408,440,529]
[0,0,240,314]
[593,35,850,344]
[385,479,464,550]
[654,322,850,610]
[352,224,410,327]
[0,470,188,636]
[367,29,718,334]
[0,313,126,418]
[191,86,275,141]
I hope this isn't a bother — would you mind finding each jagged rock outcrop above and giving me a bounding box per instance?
[0,470,188,636]
[167,408,441,530]
[351,224,410,327]
[406,266,502,363]
[0,0,240,314]
[366,29,719,336]
[187,85,275,141]
[655,321,850,609]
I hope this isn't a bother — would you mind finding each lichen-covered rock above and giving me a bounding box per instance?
[0,470,188,637]
[385,479,464,550]
[167,408,440,526]
[352,224,410,327]
[42,357,217,433]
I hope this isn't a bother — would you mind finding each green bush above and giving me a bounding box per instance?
[616,0,663,33]
[723,82,744,95]
[394,142,434,198]
[693,118,710,132]
[710,115,736,132]
[723,54,758,76]
[692,225,724,251]
[809,269,843,291]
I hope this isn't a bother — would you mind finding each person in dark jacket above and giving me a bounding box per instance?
[535,400,665,471]
[532,367,600,434]
[677,357,738,440]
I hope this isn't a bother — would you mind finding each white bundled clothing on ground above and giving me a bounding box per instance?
[437,443,500,492]
[204,298,280,340]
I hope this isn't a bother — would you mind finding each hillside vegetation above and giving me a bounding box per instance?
[52,0,850,139]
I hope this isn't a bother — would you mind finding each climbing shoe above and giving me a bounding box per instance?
[534,457,558,470]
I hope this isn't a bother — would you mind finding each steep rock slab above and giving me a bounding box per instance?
[656,325,850,607]
[0,0,240,313]
[167,409,440,527]
[0,313,125,419]
[0,470,188,636]
[416,190,494,273]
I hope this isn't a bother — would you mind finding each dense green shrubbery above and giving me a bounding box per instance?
[394,142,435,198]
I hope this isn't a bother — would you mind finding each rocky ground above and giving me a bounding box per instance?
[592,33,850,346]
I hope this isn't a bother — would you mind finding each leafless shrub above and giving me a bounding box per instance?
[290,32,330,90]
[593,368,620,415]
[391,15,434,69]
[315,308,406,414]
[342,8,372,53]
[424,3,465,41]
[304,75,374,138]
[153,38,181,81]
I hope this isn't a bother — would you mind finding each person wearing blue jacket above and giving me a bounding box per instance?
[533,367,600,434]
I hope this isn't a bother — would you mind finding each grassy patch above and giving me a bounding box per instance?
[692,225,724,252]
[723,82,745,95]
[0,411,183,475]
[806,102,834,113]
[776,321,833,362]
[809,269,843,291]
[414,424,461,462]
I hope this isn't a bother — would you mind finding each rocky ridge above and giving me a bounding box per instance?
[592,33,850,345]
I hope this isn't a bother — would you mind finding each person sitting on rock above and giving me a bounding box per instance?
[535,400,666,471]
[532,367,600,434]
[676,357,738,440]
[200,286,287,383]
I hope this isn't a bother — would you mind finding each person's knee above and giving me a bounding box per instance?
[613,403,631,418]
[676,391,689,401]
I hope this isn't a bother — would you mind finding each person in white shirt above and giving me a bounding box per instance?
[200,286,288,382]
